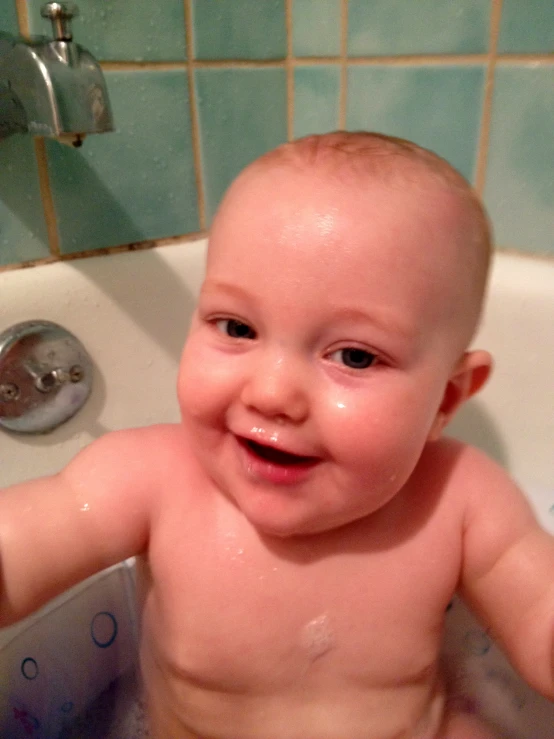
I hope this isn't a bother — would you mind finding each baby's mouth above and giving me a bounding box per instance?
[240,438,317,467]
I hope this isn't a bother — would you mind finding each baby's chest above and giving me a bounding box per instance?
[144,519,459,691]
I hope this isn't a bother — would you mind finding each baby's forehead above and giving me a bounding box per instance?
[245,154,471,238]
[243,156,472,244]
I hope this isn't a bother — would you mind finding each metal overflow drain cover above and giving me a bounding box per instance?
[0,320,93,433]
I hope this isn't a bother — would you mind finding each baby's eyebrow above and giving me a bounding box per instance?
[200,281,251,301]
[331,306,413,341]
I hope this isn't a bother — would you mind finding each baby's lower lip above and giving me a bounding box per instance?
[236,437,319,485]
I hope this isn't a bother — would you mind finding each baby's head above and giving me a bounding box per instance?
[178,132,493,536]
[213,131,491,357]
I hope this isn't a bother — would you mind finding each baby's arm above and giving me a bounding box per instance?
[459,446,554,699]
[0,428,157,627]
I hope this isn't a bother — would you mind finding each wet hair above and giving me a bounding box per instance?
[251,131,492,345]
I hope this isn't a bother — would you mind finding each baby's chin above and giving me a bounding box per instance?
[253,518,328,540]
[243,502,379,541]
[238,501,331,539]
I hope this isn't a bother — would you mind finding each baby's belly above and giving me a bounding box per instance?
[140,631,446,739]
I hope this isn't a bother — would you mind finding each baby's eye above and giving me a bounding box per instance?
[216,318,256,340]
[330,348,377,369]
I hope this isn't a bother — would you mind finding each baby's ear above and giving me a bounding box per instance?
[427,350,492,441]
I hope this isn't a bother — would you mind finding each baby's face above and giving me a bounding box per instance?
[178,162,473,536]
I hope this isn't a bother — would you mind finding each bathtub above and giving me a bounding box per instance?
[0,238,552,738]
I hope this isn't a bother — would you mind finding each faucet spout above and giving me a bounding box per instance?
[0,2,114,147]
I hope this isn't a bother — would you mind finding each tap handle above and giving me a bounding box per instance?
[40,2,79,42]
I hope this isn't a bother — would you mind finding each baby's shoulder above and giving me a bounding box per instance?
[87,421,185,456]
[416,436,526,524]
[70,422,196,491]
[415,436,516,506]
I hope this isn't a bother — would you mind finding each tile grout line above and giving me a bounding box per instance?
[475,0,503,197]
[33,139,61,257]
[338,0,349,129]
[0,231,209,274]
[104,59,288,70]
[99,52,554,73]
[343,54,488,66]
[183,0,206,231]
[285,0,294,141]
[496,53,554,64]
[15,0,29,36]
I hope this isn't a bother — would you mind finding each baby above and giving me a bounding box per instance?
[1,131,553,739]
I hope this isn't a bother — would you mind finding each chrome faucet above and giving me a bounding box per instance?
[0,2,114,148]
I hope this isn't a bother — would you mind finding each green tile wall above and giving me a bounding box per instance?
[195,68,287,221]
[348,0,490,56]
[192,0,286,60]
[0,0,552,268]
[294,66,340,138]
[0,0,19,35]
[292,0,341,57]
[498,0,554,53]
[0,137,50,263]
[347,65,485,182]
[484,65,554,254]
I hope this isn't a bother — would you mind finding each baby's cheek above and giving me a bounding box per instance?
[323,391,427,474]
[178,352,232,421]
[177,354,209,417]
[321,388,389,443]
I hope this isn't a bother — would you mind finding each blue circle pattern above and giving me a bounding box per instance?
[21,657,38,680]
[90,611,118,648]
[16,612,118,725]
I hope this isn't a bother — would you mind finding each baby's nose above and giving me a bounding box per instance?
[240,351,309,423]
